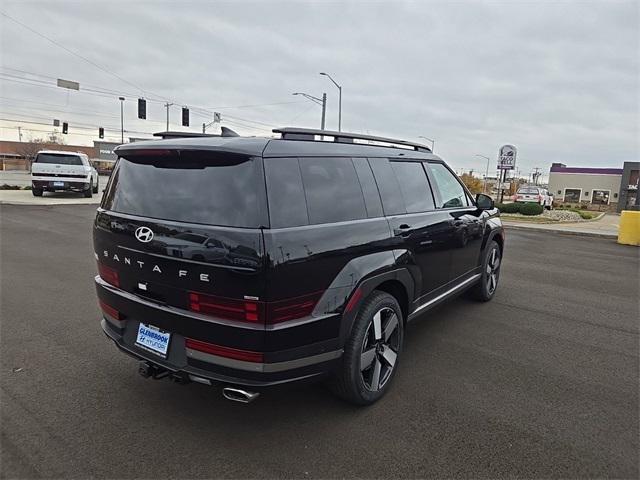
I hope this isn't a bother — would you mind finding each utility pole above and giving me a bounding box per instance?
[118,96,125,143]
[419,136,435,152]
[532,167,541,185]
[321,92,327,130]
[17,126,22,142]
[475,154,491,194]
[292,92,327,129]
[165,102,173,131]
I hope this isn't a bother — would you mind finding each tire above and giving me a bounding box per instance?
[84,180,93,198]
[32,188,43,197]
[92,177,99,194]
[329,290,404,405]
[469,240,501,302]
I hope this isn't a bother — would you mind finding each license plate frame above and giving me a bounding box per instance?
[53,181,64,187]
[135,323,171,358]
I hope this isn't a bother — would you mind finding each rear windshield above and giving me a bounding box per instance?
[102,153,262,227]
[35,153,83,165]
[517,187,540,194]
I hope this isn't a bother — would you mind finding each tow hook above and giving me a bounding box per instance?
[138,361,169,380]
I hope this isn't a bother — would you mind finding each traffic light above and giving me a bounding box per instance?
[98,127,104,139]
[62,122,68,134]
[182,107,189,127]
[138,98,146,119]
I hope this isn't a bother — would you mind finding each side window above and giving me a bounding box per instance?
[264,157,309,228]
[352,157,384,218]
[368,157,406,215]
[389,161,435,213]
[299,157,367,224]
[428,163,469,209]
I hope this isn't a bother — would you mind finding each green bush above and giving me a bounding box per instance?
[519,203,544,216]
[500,203,521,214]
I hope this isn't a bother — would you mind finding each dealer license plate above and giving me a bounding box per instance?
[53,181,64,187]
[135,323,171,357]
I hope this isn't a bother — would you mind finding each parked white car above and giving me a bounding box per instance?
[31,150,99,198]
[513,186,553,209]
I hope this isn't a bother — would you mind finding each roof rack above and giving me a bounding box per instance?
[273,127,432,153]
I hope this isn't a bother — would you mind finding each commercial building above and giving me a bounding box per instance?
[0,139,123,173]
[548,162,639,212]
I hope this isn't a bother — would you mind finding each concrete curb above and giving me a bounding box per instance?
[504,223,618,239]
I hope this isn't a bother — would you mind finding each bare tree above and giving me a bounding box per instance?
[15,135,65,172]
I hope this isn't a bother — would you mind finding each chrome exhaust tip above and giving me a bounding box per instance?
[222,387,260,404]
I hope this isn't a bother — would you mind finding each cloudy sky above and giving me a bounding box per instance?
[1,0,638,176]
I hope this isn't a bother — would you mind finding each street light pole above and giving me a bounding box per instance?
[118,96,125,143]
[292,92,327,130]
[475,154,491,194]
[320,72,342,131]
[418,136,435,152]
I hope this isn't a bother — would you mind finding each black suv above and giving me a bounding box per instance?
[94,127,504,405]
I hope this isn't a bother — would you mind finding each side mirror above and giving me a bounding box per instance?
[476,193,494,210]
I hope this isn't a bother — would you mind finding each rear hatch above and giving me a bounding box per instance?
[32,152,88,178]
[515,187,541,202]
[94,148,268,326]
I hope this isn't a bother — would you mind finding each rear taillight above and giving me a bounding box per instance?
[188,292,263,323]
[99,300,123,320]
[538,195,543,202]
[187,291,322,325]
[185,338,264,363]
[98,262,120,287]
[265,291,321,324]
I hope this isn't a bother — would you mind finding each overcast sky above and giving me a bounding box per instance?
[1,0,638,175]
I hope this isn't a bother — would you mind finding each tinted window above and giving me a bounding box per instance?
[103,155,261,227]
[390,161,435,213]
[352,157,384,218]
[368,157,405,215]
[299,157,367,224]
[264,157,309,228]
[429,163,468,208]
[35,153,83,165]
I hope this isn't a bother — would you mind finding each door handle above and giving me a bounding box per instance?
[393,224,411,237]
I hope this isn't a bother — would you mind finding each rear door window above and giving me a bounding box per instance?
[103,153,263,227]
[389,161,435,213]
[35,153,83,165]
[428,163,469,208]
[299,157,367,225]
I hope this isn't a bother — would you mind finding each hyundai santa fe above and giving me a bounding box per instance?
[94,127,504,405]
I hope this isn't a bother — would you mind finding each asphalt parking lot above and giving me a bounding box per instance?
[1,204,638,479]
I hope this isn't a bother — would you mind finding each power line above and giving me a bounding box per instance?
[2,66,305,116]
[0,10,153,97]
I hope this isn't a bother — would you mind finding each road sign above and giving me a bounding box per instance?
[498,144,517,170]
[56,78,79,90]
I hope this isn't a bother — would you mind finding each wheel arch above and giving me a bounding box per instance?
[375,280,409,324]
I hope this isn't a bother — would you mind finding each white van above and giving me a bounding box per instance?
[31,150,99,198]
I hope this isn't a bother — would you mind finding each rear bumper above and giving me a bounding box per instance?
[32,179,90,191]
[96,276,343,388]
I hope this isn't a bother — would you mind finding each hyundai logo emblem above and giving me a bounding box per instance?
[135,226,154,243]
